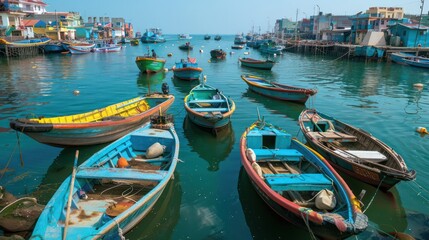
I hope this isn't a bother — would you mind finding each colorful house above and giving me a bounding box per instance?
[388,23,429,47]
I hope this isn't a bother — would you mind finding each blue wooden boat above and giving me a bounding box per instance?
[403,57,429,68]
[30,115,179,239]
[241,75,317,104]
[239,57,275,70]
[298,109,416,191]
[43,42,68,53]
[184,77,235,130]
[10,93,174,147]
[240,117,368,239]
[390,52,425,65]
[172,57,202,80]
[259,40,284,55]
[141,28,166,43]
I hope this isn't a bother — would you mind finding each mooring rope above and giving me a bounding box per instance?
[363,176,385,213]
[408,180,429,204]
[331,50,352,61]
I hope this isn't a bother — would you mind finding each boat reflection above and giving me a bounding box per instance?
[242,89,306,120]
[340,173,408,237]
[125,173,182,239]
[30,145,107,204]
[171,75,199,95]
[182,116,234,171]
[136,71,167,94]
[237,168,310,239]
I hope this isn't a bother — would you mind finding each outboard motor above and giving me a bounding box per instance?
[162,82,169,94]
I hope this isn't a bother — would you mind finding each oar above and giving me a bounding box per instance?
[63,150,79,240]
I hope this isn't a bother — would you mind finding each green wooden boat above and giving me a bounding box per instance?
[135,56,166,73]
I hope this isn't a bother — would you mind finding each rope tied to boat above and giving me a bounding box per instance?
[300,209,317,240]
[363,175,385,213]
[114,219,126,240]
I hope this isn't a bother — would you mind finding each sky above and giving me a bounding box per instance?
[44,0,426,35]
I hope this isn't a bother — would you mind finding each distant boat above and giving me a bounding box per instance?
[93,41,122,52]
[204,35,211,40]
[178,42,193,50]
[178,34,192,40]
[390,52,418,64]
[214,35,222,41]
[184,77,235,130]
[30,115,179,239]
[259,40,284,55]
[119,37,131,44]
[68,43,95,54]
[240,117,368,239]
[141,28,166,43]
[130,38,139,46]
[42,41,68,53]
[135,50,166,73]
[239,57,276,70]
[172,57,203,80]
[210,49,226,59]
[9,93,175,147]
[298,108,417,191]
[241,75,317,103]
[234,34,246,45]
[231,45,244,50]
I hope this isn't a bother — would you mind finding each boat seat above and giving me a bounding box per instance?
[193,108,228,112]
[309,131,357,142]
[264,173,332,191]
[334,149,388,163]
[76,167,167,181]
[252,149,303,161]
[188,99,226,104]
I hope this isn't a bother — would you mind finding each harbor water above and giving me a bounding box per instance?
[1,35,429,239]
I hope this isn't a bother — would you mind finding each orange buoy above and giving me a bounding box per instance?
[416,127,428,134]
[117,157,129,168]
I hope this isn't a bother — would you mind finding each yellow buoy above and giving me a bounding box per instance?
[416,127,428,134]
[73,90,80,95]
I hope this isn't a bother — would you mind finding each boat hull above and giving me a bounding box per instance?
[210,50,226,59]
[173,67,202,80]
[240,120,367,239]
[239,58,275,70]
[299,109,416,191]
[68,44,95,54]
[10,94,175,147]
[30,122,179,239]
[241,75,316,103]
[135,57,166,73]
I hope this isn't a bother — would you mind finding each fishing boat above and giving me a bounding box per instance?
[9,93,174,147]
[141,28,166,43]
[204,35,211,40]
[135,52,166,73]
[68,43,95,54]
[130,38,139,46]
[178,42,193,51]
[239,57,276,70]
[30,115,179,239]
[240,117,368,239]
[184,76,235,130]
[210,49,226,59]
[214,35,222,41]
[241,75,317,104]
[231,45,244,50]
[178,34,192,40]
[172,57,203,80]
[93,41,122,52]
[234,34,246,45]
[0,37,51,47]
[259,40,284,55]
[42,41,68,53]
[298,109,416,191]
[402,56,429,68]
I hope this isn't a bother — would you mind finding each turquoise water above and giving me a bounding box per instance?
[1,35,429,239]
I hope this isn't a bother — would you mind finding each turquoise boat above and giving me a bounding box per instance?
[30,116,179,239]
[140,28,166,43]
[184,77,235,130]
[136,56,166,73]
[241,75,317,104]
[259,40,284,55]
[172,57,202,80]
[240,118,368,239]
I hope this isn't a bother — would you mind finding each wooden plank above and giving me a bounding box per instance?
[76,167,167,181]
[193,108,228,112]
[264,173,332,191]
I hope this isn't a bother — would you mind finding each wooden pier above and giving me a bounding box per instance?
[282,40,429,62]
[0,45,43,57]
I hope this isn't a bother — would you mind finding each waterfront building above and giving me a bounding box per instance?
[388,22,429,47]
